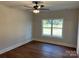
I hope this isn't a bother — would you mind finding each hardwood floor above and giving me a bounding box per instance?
[0,40,77,58]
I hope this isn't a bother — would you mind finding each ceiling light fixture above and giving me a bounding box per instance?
[33,9,40,13]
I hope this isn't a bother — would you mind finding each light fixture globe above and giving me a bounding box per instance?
[33,9,40,13]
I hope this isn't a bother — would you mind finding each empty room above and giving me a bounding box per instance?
[0,1,79,58]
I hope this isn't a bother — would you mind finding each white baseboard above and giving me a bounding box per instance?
[33,39,76,48]
[0,39,32,54]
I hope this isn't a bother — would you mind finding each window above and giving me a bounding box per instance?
[42,20,51,36]
[42,19,63,38]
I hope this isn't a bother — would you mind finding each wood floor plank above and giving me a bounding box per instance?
[0,40,77,58]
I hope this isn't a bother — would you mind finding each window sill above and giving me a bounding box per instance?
[41,35,63,39]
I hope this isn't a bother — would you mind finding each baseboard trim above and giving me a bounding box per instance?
[33,39,76,48]
[0,39,32,54]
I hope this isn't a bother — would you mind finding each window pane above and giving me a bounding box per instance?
[42,20,51,27]
[52,28,62,37]
[42,28,51,36]
[52,19,63,28]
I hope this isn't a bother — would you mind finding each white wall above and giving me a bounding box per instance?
[77,9,79,55]
[0,4,32,51]
[33,9,78,48]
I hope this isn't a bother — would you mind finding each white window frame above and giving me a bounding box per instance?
[42,19,64,39]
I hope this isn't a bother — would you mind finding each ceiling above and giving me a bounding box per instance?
[0,1,79,11]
